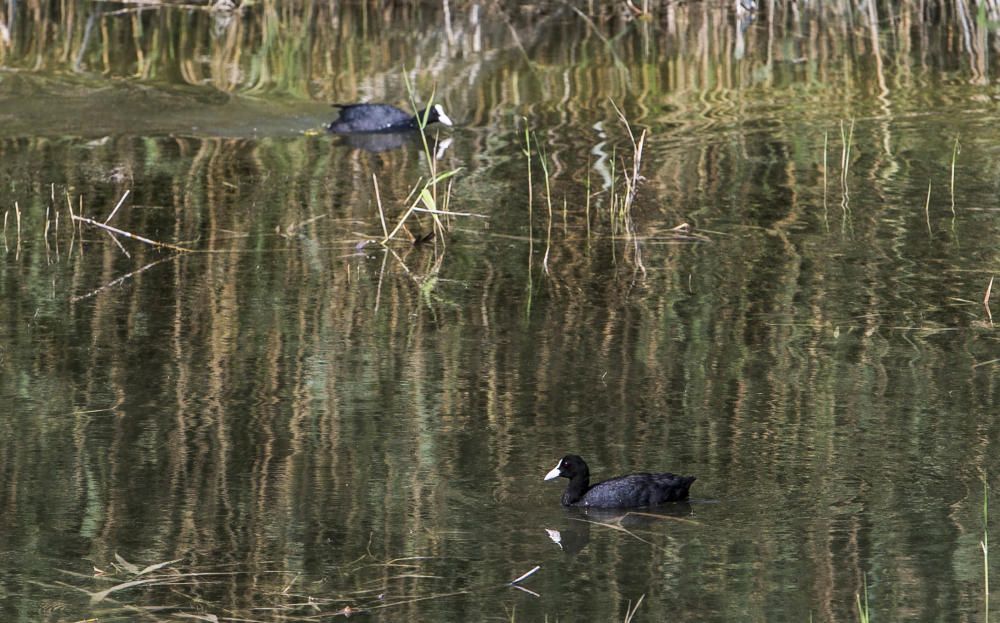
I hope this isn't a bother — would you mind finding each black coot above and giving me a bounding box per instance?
[327,103,454,133]
[544,454,695,508]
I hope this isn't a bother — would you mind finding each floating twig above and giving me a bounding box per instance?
[569,517,667,551]
[361,589,470,611]
[623,510,701,525]
[72,399,124,416]
[72,214,193,253]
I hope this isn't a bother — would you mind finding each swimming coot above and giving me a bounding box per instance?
[327,103,454,133]
[544,454,695,508]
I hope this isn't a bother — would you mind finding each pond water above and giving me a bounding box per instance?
[1,1,999,621]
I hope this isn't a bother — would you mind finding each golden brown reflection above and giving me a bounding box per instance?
[1,1,999,622]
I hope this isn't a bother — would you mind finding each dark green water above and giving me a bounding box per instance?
[1,2,999,621]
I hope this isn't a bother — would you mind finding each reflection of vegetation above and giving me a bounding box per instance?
[64,553,476,619]
[0,2,999,623]
[984,481,991,623]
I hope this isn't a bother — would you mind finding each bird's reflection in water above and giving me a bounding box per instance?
[333,131,453,158]
[544,502,695,556]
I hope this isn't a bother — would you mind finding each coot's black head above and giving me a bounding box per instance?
[544,454,589,481]
[423,103,454,128]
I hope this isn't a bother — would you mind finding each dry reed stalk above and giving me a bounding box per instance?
[536,136,554,274]
[985,276,995,327]
[508,566,540,585]
[373,173,388,239]
[840,119,854,187]
[924,181,933,235]
[839,120,854,217]
[624,594,645,623]
[950,137,960,216]
[72,214,193,253]
[67,192,191,254]
[585,157,592,242]
[104,190,130,223]
[982,480,990,621]
[523,119,534,236]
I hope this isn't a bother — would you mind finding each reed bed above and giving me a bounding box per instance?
[1,1,996,103]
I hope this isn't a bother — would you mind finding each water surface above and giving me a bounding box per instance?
[1,2,999,621]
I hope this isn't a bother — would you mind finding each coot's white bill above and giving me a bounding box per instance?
[433,104,454,127]
[544,460,562,481]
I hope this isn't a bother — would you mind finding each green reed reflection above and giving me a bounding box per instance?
[1,2,999,623]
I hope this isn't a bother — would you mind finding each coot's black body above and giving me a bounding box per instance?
[544,454,695,508]
[327,103,453,133]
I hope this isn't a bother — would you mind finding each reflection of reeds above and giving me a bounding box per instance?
[822,131,829,224]
[609,99,646,276]
[536,135,554,273]
[1,202,20,255]
[62,553,546,619]
[983,480,990,623]
[522,119,536,290]
[950,137,960,216]
[2,123,997,621]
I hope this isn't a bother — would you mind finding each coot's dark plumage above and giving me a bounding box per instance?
[544,454,695,508]
[327,103,453,133]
